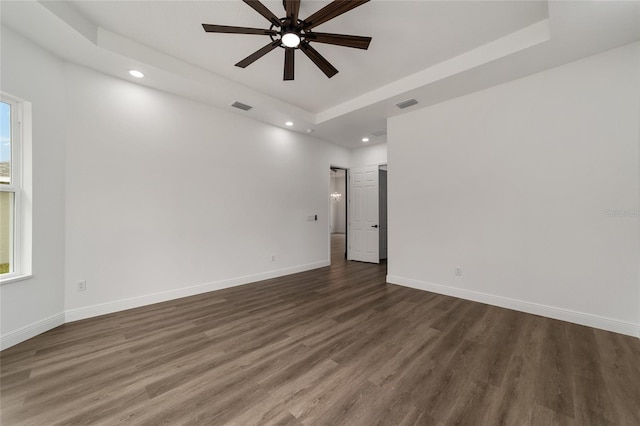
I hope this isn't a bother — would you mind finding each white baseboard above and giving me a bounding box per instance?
[65,261,330,323]
[7,264,633,351]
[0,312,65,350]
[1,262,329,350]
[387,275,640,339]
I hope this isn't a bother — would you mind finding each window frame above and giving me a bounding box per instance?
[1,92,31,284]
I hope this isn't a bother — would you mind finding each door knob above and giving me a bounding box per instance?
[371,224,379,228]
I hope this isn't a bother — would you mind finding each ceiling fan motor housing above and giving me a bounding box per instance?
[270,18,305,49]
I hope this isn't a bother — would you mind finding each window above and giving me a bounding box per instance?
[0,92,30,282]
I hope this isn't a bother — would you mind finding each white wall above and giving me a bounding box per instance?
[0,28,67,348]
[3,25,637,350]
[350,143,387,167]
[64,64,349,319]
[388,42,640,337]
[0,26,350,348]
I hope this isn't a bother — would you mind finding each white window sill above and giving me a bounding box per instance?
[0,274,33,285]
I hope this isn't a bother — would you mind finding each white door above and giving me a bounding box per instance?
[348,165,379,263]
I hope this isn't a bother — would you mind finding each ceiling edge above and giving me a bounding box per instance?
[316,19,551,124]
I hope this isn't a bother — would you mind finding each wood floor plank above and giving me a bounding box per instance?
[593,329,640,425]
[569,325,620,425]
[535,319,576,419]
[482,314,543,425]
[2,234,639,425]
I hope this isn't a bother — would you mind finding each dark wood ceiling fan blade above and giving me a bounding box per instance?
[285,0,301,24]
[242,0,282,27]
[304,32,371,50]
[300,42,338,78]
[202,24,277,36]
[284,48,295,81]
[235,40,281,68]
[302,0,370,30]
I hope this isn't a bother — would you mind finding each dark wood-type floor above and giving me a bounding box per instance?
[2,234,640,425]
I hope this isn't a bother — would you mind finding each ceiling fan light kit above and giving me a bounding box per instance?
[281,32,301,48]
[202,0,372,81]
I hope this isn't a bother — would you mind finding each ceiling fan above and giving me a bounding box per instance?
[202,0,372,80]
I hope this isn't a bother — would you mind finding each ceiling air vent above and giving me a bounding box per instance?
[395,99,418,109]
[370,129,387,137]
[231,101,252,111]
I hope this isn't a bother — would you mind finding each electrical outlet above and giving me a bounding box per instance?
[455,267,463,277]
[77,280,87,292]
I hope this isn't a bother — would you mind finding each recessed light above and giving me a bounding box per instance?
[129,70,144,78]
[362,137,370,142]
[285,121,294,126]
[306,129,314,133]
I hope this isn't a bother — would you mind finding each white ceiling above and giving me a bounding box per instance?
[67,0,549,112]
[1,1,639,148]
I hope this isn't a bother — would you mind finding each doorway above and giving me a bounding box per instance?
[330,167,347,263]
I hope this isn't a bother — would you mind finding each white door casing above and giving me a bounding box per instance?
[348,165,379,263]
